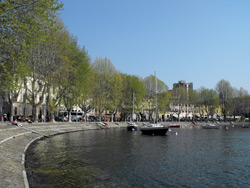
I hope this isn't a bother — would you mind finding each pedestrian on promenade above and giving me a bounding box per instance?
[3,113,7,122]
[28,118,32,124]
[42,115,45,122]
[12,119,18,126]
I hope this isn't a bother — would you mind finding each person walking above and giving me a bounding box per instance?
[41,114,45,122]
[3,113,7,122]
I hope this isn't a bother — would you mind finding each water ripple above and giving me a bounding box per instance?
[26,128,250,188]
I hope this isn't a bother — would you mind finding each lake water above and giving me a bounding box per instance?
[26,127,250,188]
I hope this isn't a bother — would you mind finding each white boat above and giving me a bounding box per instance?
[96,122,106,128]
[202,123,219,129]
[127,92,138,131]
[127,122,138,131]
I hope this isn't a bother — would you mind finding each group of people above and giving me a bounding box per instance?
[1,113,33,125]
[11,118,32,125]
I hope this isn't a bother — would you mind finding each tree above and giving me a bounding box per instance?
[215,79,233,120]
[78,69,94,121]
[0,0,63,121]
[61,36,90,122]
[120,74,145,121]
[198,87,219,119]
[187,89,198,120]
[91,57,119,121]
[157,91,171,120]
[143,74,168,121]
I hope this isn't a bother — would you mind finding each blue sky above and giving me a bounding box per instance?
[60,0,250,91]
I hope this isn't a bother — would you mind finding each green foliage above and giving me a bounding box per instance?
[143,74,168,115]
[90,57,120,119]
[215,79,233,116]
[197,87,219,115]
[158,91,171,113]
[61,35,91,114]
[120,74,145,114]
[0,0,63,121]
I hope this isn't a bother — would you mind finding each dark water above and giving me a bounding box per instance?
[26,127,250,188]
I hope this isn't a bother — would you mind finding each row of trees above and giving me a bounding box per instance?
[82,58,170,122]
[1,1,249,123]
[171,80,249,121]
[0,0,170,122]
[0,1,91,122]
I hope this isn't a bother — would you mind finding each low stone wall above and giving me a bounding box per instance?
[0,122,127,188]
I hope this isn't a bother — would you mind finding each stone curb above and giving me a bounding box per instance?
[0,122,129,188]
[22,136,44,188]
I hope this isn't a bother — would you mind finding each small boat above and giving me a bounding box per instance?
[127,93,138,131]
[127,122,138,131]
[242,124,249,128]
[140,72,169,136]
[168,124,181,128]
[140,123,169,135]
[96,122,108,129]
[103,122,109,126]
[202,123,219,129]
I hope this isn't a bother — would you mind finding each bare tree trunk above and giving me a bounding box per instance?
[10,100,14,122]
[50,113,55,123]
[99,111,102,122]
[68,109,72,122]
[32,105,38,123]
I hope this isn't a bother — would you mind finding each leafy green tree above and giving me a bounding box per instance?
[61,36,90,122]
[91,57,119,121]
[158,91,171,120]
[0,0,63,121]
[120,74,145,121]
[107,73,123,121]
[143,74,168,121]
[215,79,233,120]
[198,87,219,119]
[78,69,94,121]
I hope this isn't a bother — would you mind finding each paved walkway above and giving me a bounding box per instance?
[0,122,126,188]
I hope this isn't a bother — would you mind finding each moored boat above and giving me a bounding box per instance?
[140,71,169,136]
[127,122,138,131]
[202,123,219,129]
[140,123,169,135]
[168,124,181,128]
[127,93,138,131]
[242,124,249,128]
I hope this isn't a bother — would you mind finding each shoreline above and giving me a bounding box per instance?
[0,122,127,188]
[0,121,248,187]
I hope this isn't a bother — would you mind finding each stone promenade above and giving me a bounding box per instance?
[0,122,127,188]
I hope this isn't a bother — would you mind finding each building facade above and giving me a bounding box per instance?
[167,80,196,120]
[173,80,193,91]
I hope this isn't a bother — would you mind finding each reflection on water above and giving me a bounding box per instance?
[26,127,250,188]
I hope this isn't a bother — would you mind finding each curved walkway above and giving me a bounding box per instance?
[0,122,126,188]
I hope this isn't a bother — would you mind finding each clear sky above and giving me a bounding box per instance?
[59,0,250,91]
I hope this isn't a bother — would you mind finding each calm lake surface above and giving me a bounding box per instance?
[26,127,250,188]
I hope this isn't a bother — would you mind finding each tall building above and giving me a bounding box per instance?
[173,80,193,91]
